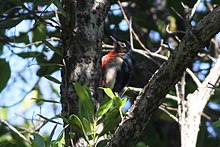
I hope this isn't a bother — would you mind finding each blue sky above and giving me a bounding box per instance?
[0,4,63,139]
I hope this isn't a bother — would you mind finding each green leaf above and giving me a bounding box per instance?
[113,97,127,108]
[17,52,41,58]
[50,84,60,97]
[37,63,63,67]
[0,134,12,143]
[120,98,128,108]
[0,59,11,93]
[32,98,60,104]
[22,90,37,110]
[43,40,62,56]
[8,32,30,44]
[69,132,75,139]
[82,118,92,133]
[97,96,113,117]
[96,140,108,147]
[51,0,66,17]
[56,114,69,124]
[0,108,8,121]
[36,52,62,77]
[32,24,47,43]
[31,133,46,147]
[3,6,22,16]
[99,119,120,137]
[101,107,119,124]
[44,75,61,84]
[101,88,115,99]
[69,114,89,143]
[55,125,66,142]
[49,124,58,142]
[34,0,51,6]
[38,114,62,125]
[0,16,25,29]
[73,83,94,121]
[212,120,220,128]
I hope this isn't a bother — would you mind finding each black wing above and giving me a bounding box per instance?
[113,52,133,93]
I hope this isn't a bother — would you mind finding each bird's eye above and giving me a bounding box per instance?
[120,43,126,48]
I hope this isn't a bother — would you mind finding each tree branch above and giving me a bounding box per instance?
[108,6,220,146]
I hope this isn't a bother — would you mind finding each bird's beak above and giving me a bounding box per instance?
[110,36,117,43]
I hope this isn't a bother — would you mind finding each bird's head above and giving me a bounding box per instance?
[110,36,132,53]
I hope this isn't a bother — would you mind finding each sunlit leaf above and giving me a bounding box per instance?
[73,83,94,121]
[22,90,37,110]
[0,134,13,142]
[69,114,89,143]
[113,97,127,108]
[97,96,113,117]
[101,88,115,99]
[0,108,8,121]
[0,59,11,93]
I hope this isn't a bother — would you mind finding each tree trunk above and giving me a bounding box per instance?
[60,0,109,146]
[179,56,220,147]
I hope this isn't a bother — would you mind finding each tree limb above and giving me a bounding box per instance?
[108,6,220,146]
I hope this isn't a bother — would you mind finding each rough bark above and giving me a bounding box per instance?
[108,6,220,146]
[60,0,110,146]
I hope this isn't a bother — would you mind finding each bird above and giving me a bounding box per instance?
[102,36,134,93]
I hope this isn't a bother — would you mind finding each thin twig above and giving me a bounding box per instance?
[189,0,202,20]
[186,68,202,87]
[0,118,31,144]
[22,5,61,30]
[129,17,133,50]
[197,53,216,62]
[5,37,61,49]
[171,7,183,20]
[117,0,151,54]
[102,44,168,61]
[159,106,179,123]
[128,86,178,101]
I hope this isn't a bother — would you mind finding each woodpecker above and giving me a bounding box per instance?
[102,36,133,93]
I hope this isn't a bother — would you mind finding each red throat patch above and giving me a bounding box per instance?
[101,51,118,86]
[101,51,118,70]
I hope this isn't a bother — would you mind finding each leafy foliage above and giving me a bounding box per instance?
[70,83,127,146]
[0,59,10,93]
